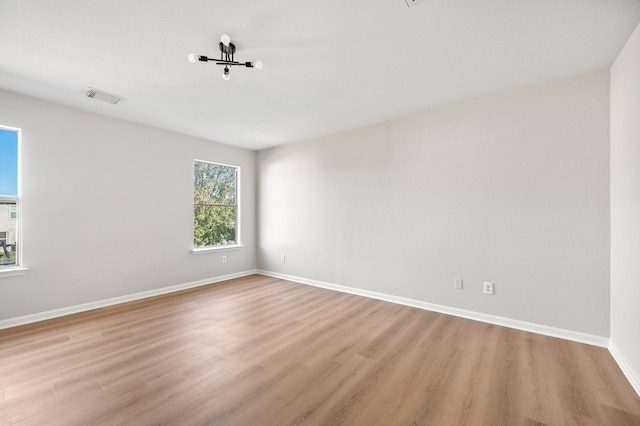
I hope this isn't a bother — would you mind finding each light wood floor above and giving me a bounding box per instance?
[0,275,639,425]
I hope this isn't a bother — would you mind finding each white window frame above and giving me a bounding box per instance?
[0,125,27,277]
[192,159,242,254]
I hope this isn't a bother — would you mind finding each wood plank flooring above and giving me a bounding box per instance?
[0,274,639,425]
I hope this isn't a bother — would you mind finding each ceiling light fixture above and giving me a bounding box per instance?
[188,34,263,81]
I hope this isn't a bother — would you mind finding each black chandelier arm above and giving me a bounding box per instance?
[214,61,248,67]
[197,56,256,67]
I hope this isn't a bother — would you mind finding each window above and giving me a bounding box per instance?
[193,160,239,248]
[0,126,20,269]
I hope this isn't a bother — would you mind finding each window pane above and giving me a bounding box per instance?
[194,162,236,205]
[194,205,236,247]
[0,129,18,196]
[0,201,17,266]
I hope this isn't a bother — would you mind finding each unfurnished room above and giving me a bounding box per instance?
[1,1,640,424]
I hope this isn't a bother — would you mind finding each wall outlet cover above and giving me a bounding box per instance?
[454,278,463,290]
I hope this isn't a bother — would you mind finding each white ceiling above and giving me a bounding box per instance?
[1,1,639,150]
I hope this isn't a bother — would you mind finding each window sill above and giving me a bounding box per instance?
[0,267,28,278]
[191,245,243,255]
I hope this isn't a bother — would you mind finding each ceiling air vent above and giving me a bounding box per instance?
[404,0,427,6]
[84,87,125,105]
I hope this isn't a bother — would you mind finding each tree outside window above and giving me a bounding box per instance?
[193,161,239,248]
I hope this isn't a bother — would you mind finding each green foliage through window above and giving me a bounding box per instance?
[194,161,238,247]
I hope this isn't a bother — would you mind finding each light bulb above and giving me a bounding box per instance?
[188,53,196,63]
[223,66,230,80]
[221,34,231,46]
[253,60,263,70]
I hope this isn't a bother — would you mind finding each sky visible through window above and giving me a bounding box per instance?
[0,129,18,196]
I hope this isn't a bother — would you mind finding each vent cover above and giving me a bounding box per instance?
[84,87,125,105]
[404,0,427,6]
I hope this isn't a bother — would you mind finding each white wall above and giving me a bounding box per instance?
[0,89,256,321]
[610,21,640,394]
[258,70,611,337]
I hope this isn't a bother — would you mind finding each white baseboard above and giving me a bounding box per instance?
[609,342,640,397]
[0,269,258,331]
[257,270,609,348]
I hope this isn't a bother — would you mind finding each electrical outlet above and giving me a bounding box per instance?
[280,254,286,263]
[221,255,227,264]
[483,282,494,295]
[454,278,463,290]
